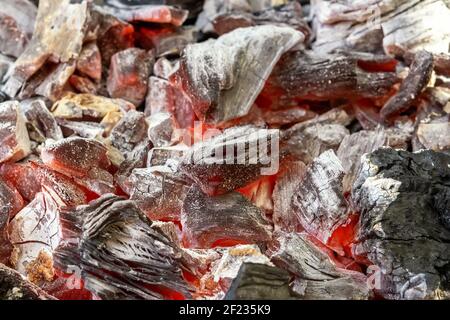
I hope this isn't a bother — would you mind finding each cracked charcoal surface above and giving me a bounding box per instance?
[352,148,450,299]
[54,194,191,300]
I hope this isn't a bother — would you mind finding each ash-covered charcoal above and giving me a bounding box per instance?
[69,75,98,94]
[416,116,450,152]
[147,112,175,148]
[41,137,111,179]
[9,191,61,284]
[174,25,304,124]
[352,148,450,299]
[0,101,31,164]
[273,161,306,232]
[311,0,450,55]
[434,53,450,78]
[337,129,388,193]
[19,99,63,143]
[211,1,310,37]
[0,0,37,58]
[281,108,352,164]
[265,51,399,106]
[109,110,149,158]
[3,0,88,98]
[100,2,188,26]
[179,126,280,195]
[107,48,154,106]
[76,42,102,82]
[152,57,178,80]
[224,262,296,300]
[34,61,77,101]
[57,119,105,139]
[128,167,190,221]
[292,150,349,246]
[0,263,55,300]
[54,194,192,300]
[0,54,14,83]
[268,231,370,300]
[181,185,272,249]
[147,144,187,168]
[380,51,434,123]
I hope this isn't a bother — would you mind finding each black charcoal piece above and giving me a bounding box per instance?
[352,148,450,299]
[54,194,191,300]
[181,185,272,249]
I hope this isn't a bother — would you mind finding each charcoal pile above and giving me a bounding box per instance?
[0,0,449,300]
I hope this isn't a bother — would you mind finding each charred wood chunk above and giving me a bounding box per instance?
[3,0,88,98]
[109,110,148,157]
[268,231,370,300]
[9,192,60,284]
[69,75,98,95]
[181,185,272,249]
[20,99,63,143]
[292,150,348,246]
[107,48,154,106]
[380,51,434,122]
[128,167,190,221]
[352,148,450,299]
[34,60,77,102]
[77,42,102,81]
[0,101,31,164]
[179,126,280,195]
[224,262,295,300]
[54,194,191,300]
[267,51,399,102]
[0,263,55,300]
[0,0,37,58]
[175,25,303,124]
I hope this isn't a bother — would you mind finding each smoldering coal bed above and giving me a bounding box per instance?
[0,0,450,301]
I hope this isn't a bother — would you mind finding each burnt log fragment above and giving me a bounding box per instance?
[352,148,450,299]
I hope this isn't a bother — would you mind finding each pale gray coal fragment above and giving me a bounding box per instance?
[107,48,154,106]
[0,263,56,300]
[57,119,105,139]
[0,0,37,58]
[153,57,178,80]
[292,150,348,245]
[352,148,450,299]
[109,110,149,158]
[54,194,191,300]
[380,51,434,123]
[181,185,272,249]
[3,0,88,98]
[179,126,280,195]
[416,116,450,153]
[175,25,304,124]
[128,167,190,221]
[147,112,174,148]
[267,231,370,300]
[20,99,63,143]
[224,262,296,300]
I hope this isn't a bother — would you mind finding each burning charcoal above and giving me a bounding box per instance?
[292,150,349,246]
[128,167,190,221]
[76,42,102,81]
[181,185,272,248]
[51,92,133,123]
[101,2,188,26]
[0,263,55,300]
[153,57,178,80]
[34,61,77,101]
[174,25,304,124]
[180,126,280,195]
[147,144,187,168]
[416,116,450,152]
[380,51,434,123]
[352,148,450,299]
[268,231,370,300]
[0,0,37,58]
[41,137,111,179]
[337,129,387,192]
[20,99,63,143]
[54,194,191,300]
[109,110,148,157]
[0,162,40,202]
[224,262,295,300]
[145,76,195,128]
[147,112,175,147]
[434,53,450,78]
[57,119,104,139]
[69,75,98,94]
[9,191,61,283]
[3,0,88,98]
[265,51,399,106]
[273,161,306,232]
[238,176,275,212]
[107,48,154,106]
[0,101,31,164]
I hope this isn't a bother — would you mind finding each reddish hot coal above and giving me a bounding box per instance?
[1,0,450,300]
